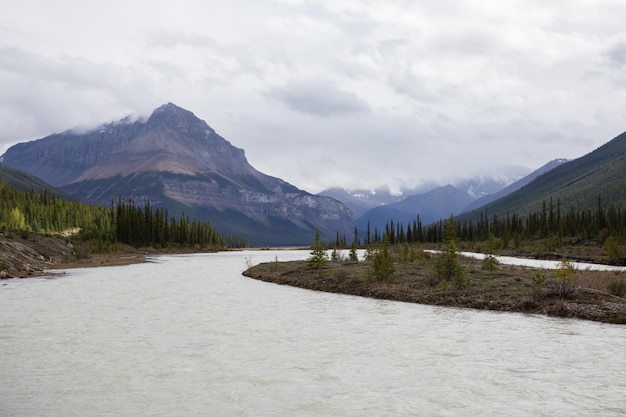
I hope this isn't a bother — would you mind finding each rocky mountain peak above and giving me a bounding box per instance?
[146,102,216,138]
[0,103,355,245]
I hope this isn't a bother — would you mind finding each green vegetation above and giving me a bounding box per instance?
[0,179,113,236]
[481,234,500,271]
[256,219,626,324]
[608,279,626,297]
[461,132,626,219]
[307,227,328,270]
[244,252,626,324]
[432,216,465,285]
[370,236,395,281]
[550,258,577,298]
[114,198,246,249]
[0,176,246,252]
[353,199,625,266]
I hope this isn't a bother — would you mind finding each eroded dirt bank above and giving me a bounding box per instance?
[0,233,147,278]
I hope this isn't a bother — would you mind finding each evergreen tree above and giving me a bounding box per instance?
[307,227,328,270]
[434,215,466,285]
[348,241,359,261]
[482,233,500,271]
[371,235,395,281]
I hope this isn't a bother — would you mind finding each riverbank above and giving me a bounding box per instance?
[0,233,155,278]
[243,256,626,324]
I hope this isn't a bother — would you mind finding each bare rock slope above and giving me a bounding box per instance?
[1,103,353,246]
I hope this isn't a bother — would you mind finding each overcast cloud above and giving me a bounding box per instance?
[1,0,625,193]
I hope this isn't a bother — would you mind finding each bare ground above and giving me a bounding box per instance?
[0,232,148,278]
[243,255,626,324]
[4,232,625,324]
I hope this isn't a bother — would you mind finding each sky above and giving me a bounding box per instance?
[1,0,626,194]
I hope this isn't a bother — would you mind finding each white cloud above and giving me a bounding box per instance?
[1,0,626,192]
[266,79,370,117]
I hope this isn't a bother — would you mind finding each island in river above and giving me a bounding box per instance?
[3,232,625,324]
[243,253,626,324]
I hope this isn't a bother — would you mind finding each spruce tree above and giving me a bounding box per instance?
[307,227,328,270]
[434,215,466,285]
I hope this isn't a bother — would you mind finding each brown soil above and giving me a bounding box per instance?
[4,232,625,324]
[0,233,148,278]
[243,255,626,325]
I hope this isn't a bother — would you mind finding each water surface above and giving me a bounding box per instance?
[1,250,625,416]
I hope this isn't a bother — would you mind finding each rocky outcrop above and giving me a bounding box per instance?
[0,103,353,246]
[0,232,76,278]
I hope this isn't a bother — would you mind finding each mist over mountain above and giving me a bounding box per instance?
[319,185,430,219]
[320,165,530,219]
[457,131,626,223]
[0,103,353,246]
[354,185,475,233]
[346,160,574,235]
[461,159,567,213]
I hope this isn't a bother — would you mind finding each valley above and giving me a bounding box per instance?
[1,104,624,314]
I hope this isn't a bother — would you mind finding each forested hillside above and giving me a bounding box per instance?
[461,131,626,220]
[0,103,354,246]
[0,165,69,196]
[0,174,246,253]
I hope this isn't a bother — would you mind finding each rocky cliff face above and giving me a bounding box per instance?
[1,103,353,246]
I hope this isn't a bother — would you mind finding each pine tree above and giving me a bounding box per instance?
[307,227,328,270]
[348,242,359,261]
[434,215,466,285]
[371,235,395,281]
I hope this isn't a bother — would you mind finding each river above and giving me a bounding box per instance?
[1,250,625,416]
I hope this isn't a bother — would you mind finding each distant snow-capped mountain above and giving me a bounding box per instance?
[319,165,531,218]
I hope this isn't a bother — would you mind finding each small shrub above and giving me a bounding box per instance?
[548,258,577,298]
[370,237,395,281]
[438,279,451,295]
[372,250,395,281]
[607,279,626,297]
[482,254,500,271]
[434,251,465,286]
[348,243,359,262]
[604,236,624,265]
[532,269,547,292]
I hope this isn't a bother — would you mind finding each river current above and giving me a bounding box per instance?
[1,250,625,416]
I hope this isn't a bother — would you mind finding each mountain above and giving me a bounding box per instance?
[320,165,530,218]
[0,103,353,246]
[458,131,626,221]
[318,185,429,218]
[451,165,532,199]
[354,185,475,232]
[461,159,567,213]
[0,165,68,197]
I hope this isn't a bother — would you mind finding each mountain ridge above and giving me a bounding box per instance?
[461,159,567,213]
[0,103,353,246]
[457,131,626,223]
[354,184,475,232]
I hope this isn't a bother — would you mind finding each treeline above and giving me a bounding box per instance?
[0,183,112,235]
[0,178,246,250]
[340,197,625,248]
[113,198,246,248]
